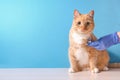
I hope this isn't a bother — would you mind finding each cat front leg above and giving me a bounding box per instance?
[91,68,99,73]
[68,60,81,73]
[68,48,81,73]
[68,55,81,73]
[89,58,99,73]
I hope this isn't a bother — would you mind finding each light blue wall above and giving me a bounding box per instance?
[0,0,120,68]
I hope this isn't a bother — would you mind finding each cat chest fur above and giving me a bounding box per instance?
[75,48,89,66]
[72,32,89,66]
[72,32,90,44]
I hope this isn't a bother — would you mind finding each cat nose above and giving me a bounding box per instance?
[84,23,89,27]
[82,23,89,29]
[84,24,87,27]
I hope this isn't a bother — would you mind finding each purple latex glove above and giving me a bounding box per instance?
[88,32,120,50]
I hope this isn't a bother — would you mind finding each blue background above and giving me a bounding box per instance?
[0,0,120,68]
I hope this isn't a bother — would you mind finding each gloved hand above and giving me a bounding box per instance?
[88,32,120,50]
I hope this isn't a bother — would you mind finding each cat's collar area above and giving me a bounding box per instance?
[72,32,91,40]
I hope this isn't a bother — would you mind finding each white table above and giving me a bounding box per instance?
[0,68,119,80]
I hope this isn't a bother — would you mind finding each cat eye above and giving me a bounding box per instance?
[77,21,81,25]
[86,22,90,25]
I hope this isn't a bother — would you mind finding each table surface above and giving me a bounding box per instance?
[0,68,119,80]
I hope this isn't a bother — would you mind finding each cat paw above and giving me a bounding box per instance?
[91,68,99,73]
[68,68,75,73]
[103,66,109,71]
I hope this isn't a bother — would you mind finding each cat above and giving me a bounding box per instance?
[68,10,110,73]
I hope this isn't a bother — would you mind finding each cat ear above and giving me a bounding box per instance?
[88,10,94,18]
[74,9,81,18]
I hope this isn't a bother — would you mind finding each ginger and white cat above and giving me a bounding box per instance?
[68,10,109,73]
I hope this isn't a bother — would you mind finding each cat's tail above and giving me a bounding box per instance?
[108,63,120,68]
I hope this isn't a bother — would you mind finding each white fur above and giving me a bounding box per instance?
[72,32,89,66]
[68,68,75,73]
[103,66,109,71]
[91,68,99,73]
[75,49,89,66]
[72,32,90,44]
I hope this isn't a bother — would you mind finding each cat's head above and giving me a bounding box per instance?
[72,10,94,34]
